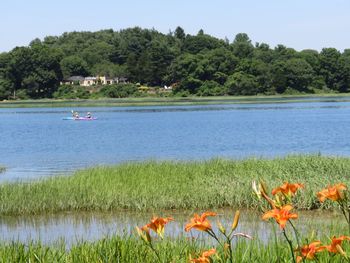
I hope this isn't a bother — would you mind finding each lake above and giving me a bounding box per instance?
[0,209,344,247]
[1,98,350,182]
[1,97,350,245]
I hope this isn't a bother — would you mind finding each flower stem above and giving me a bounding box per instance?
[282,228,296,263]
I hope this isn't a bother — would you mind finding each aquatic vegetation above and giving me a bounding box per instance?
[3,156,350,261]
[2,155,350,215]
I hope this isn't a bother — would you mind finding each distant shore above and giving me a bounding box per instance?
[1,93,350,108]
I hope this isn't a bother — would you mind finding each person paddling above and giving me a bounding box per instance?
[71,110,79,118]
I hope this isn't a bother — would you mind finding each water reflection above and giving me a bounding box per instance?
[0,209,345,247]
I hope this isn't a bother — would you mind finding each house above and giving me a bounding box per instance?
[81,77,98,86]
[100,76,115,85]
[60,76,85,85]
[61,76,129,86]
[117,77,128,84]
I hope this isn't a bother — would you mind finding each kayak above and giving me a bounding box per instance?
[63,117,97,120]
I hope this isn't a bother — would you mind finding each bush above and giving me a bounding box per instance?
[197,80,227,96]
[99,83,138,98]
[53,85,90,99]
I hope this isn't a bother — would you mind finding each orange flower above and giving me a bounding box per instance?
[325,236,350,253]
[296,241,326,262]
[141,216,174,238]
[262,205,298,229]
[272,182,304,196]
[317,183,347,202]
[190,248,216,263]
[185,212,217,232]
[135,226,151,243]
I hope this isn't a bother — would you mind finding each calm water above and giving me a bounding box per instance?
[0,209,344,247]
[1,98,350,244]
[1,99,350,182]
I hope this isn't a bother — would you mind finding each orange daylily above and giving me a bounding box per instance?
[296,241,326,262]
[141,216,174,237]
[325,236,350,254]
[185,212,217,232]
[262,204,298,229]
[135,226,151,243]
[190,248,216,263]
[317,183,347,202]
[272,182,304,196]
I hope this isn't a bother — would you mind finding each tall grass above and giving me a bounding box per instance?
[0,234,349,262]
[0,155,349,215]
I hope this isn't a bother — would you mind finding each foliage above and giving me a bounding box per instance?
[1,155,350,215]
[225,72,259,95]
[98,83,139,98]
[0,27,350,99]
[53,85,90,99]
[60,56,89,78]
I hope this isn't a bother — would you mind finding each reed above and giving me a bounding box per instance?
[0,234,349,262]
[0,155,349,215]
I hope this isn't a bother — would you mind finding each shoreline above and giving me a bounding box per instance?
[1,93,350,108]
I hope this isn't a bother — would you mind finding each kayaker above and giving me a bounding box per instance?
[72,111,79,118]
[86,112,92,118]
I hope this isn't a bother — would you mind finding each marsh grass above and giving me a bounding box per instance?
[1,93,350,108]
[0,155,349,215]
[1,234,350,262]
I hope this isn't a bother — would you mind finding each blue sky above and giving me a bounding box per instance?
[1,0,349,52]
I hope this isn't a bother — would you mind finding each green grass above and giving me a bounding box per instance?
[1,232,350,262]
[1,93,350,108]
[1,155,350,215]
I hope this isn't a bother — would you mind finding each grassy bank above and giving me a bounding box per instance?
[0,236,297,262]
[0,155,349,215]
[1,93,350,108]
[1,234,349,263]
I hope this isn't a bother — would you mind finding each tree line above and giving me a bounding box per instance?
[0,26,350,99]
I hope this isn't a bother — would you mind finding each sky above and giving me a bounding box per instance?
[1,0,350,52]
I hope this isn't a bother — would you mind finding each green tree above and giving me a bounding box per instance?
[8,44,63,98]
[231,33,254,59]
[319,48,347,91]
[271,59,314,93]
[174,26,186,40]
[99,83,138,98]
[183,33,226,54]
[284,58,314,91]
[178,76,202,94]
[225,72,258,95]
[60,56,89,78]
[0,78,12,100]
[197,80,226,96]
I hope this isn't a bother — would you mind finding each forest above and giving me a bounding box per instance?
[0,26,350,99]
